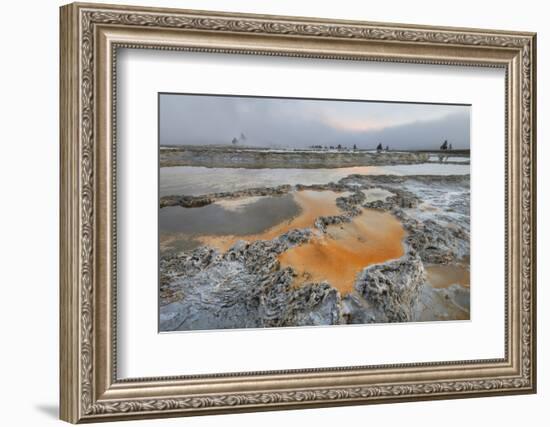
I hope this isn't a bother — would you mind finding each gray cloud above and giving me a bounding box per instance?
[160,93,470,150]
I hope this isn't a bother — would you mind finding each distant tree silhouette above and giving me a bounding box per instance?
[231,137,238,145]
[385,145,389,151]
[376,143,383,151]
[353,144,357,150]
[440,140,448,150]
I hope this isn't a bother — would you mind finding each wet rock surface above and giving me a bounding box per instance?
[160,173,470,331]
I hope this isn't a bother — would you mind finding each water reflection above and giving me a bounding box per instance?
[160,163,470,196]
[279,208,405,294]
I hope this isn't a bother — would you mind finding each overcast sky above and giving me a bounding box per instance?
[159,93,470,150]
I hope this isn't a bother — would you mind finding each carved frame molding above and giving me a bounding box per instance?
[60,2,536,423]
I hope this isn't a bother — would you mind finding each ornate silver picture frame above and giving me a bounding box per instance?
[60,2,536,423]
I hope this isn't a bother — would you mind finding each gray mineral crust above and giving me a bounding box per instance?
[160,174,470,331]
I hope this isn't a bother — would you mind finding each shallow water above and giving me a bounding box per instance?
[362,188,394,203]
[197,190,345,252]
[160,163,470,196]
[160,188,407,294]
[159,163,469,298]
[279,208,406,294]
[428,155,470,163]
[426,264,470,288]
[158,187,408,290]
[160,193,299,235]
[160,190,346,254]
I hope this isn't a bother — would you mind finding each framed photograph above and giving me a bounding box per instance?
[60,2,537,423]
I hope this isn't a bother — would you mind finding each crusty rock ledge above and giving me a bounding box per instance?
[160,173,470,331]
[160,145,430,168]
[160,229,343,330]
[160,185,292,208]
[160,174,467,209]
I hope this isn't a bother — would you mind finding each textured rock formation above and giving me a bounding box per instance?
[161,184,292,208]
[159,173,471,331]
[160,229,343,331]
[160,145,430,168]
[351,253,426,323]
